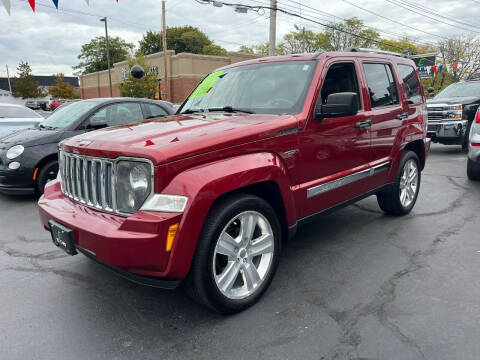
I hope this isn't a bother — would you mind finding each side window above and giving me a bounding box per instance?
[320,62,361,109]
[88,103,144,128]
[363,63,399,108]
[397,64,422,105]
[147,104,168,118]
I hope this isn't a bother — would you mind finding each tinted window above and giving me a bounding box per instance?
[398,65,422,105]
[320,62,361,109]
[0,106,42,118]
[147,104,168,118]
[179,61,316,115]
[363,63,399,108]
[89,102,144,127]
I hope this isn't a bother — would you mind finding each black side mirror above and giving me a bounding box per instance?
[315,92,359,120]
[87,119,108,130]
[427,87,435,96]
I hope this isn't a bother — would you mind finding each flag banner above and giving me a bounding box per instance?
[28,0,35,11]
[1,0,10,15]
[52,0,58,8]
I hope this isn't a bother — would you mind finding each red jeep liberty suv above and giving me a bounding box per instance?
[39,49,430,313]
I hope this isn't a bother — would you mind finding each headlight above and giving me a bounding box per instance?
[116,161,152,214]
[141,194,188,213]
[6,145,24,160]
[447,104,462,119]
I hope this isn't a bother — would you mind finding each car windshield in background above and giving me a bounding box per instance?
[41,101,97,129]
[0,106,42,118]
[435,81,480,99]
[179,60,316,115]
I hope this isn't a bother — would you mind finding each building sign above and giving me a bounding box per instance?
[410,53,437,78]
[121,66,159,81]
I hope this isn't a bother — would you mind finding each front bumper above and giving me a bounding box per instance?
[427,120,467,143]
[0,169,35,195]
[38,180,184,286]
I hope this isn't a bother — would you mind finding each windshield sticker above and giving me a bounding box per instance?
[302,65,310,71]
[189,71,224,99]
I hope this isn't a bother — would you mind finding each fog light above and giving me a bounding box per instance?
[8,162,20,170]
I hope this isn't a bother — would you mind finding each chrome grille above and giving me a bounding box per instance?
[59,150,116,212]
[427,104,448,124]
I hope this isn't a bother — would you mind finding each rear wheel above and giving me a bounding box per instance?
[184,194,281,314]
[467,158,480,181]
[36,160,58,194]
[377,151,421,215]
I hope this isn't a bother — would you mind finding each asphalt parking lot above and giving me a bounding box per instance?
[1,144,479,360]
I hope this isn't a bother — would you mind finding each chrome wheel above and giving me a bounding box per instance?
[213,211,275,300]
[399,159,418,207]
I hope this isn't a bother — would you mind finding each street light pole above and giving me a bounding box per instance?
[162,0,169,101]
[6,65,12,94]
[269,0,277,56]
[100,17,113,97]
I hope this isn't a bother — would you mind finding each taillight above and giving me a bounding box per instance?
[476,109,480,123]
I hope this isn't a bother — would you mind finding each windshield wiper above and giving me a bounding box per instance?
[204,106,255,114]
[39,124,57,130]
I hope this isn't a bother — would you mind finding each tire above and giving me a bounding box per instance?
[377,151,421,216]
[184,194,282,314]
[36,160,58,194]
[467,158,480,181]
[462,121,473,152]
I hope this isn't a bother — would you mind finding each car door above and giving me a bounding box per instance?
[296,59,372,219]
[361,62,404,188]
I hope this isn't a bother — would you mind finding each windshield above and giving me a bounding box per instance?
[435,81,480,99]
[179,60,316,115]
[41,101,97,129]
[0,106,42,119]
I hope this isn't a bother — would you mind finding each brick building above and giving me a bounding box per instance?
[79,51,259,104]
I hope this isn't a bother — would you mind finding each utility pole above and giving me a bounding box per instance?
[100,17,113,97]
[269,0,277,56]
[162,0,169,101]
[6,65,12,94]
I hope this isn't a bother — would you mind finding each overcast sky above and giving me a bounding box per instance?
[0,0,477,77]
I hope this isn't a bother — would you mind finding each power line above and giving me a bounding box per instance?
[385,0,480,35]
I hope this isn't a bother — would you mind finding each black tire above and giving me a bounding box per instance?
[377,151,421,216]
[467,158,480,181]
[184,194,282,314]
[462,121,473,152]
[36,160,58,194]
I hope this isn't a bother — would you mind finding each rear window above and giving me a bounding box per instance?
[363,63,399,108]
[0,106,41,119]
[397,64,422,105]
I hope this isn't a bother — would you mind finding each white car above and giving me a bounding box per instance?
[467,108,480,180]
[0,104,43,139]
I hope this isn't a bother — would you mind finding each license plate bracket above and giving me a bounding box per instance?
[49,220,77,256]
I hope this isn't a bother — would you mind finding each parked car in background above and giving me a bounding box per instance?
[25,99,41,110]
[55,99,80,111]
[39,49,430,313]
[427,80,480,150]
[49,99,65,111]
[0,98,175,195]
[467,108,480,180]
[0,103,43,138]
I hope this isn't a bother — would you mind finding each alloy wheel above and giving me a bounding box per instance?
[399,159,418,207]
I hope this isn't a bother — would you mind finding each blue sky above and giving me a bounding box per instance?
[0,0,477,77]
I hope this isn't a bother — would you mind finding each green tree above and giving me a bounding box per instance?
[138,26,213,55]
[73,36,134,75]
[117,53,158,98]
[323,17,380,51]
[49,74,76,99]
[238,45,255,54]
[202,44,228,56]
[282,29,330,53]
[11,61,43,99]
[378,37,434,55]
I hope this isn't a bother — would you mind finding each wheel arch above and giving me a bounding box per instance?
[404,139,426,170]
[34,153,58,182]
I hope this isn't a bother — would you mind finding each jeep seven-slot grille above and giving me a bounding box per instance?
[59,150,116,212]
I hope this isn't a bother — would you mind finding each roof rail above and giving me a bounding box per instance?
[312,50,324,59]
[346,47,408,58]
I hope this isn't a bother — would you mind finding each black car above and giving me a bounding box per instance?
[0,98,175,195]
[427,80,480,150]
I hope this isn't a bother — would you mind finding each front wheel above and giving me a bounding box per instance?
[184,194,282,314]
[36,160,58,194]
[377,151,421,216]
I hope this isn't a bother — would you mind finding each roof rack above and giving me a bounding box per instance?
[346,47,408,58]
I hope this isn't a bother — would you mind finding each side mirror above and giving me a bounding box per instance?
[87,119,108,130]
[315,92,359,120]
[427,87,435,96]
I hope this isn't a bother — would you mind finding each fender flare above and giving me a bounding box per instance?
[160,152,296,279]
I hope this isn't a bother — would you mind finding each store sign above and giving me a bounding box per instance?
[410,54,437,78]
[121,66,159,81]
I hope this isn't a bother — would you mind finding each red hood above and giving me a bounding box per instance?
[61,113,299,164]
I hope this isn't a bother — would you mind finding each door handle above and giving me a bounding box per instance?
[356,119,372,130]
[396,112,409,120]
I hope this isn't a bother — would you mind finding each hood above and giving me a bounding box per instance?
[427,96,480,106]
[61,113,298,164]
[0,127,62,150]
